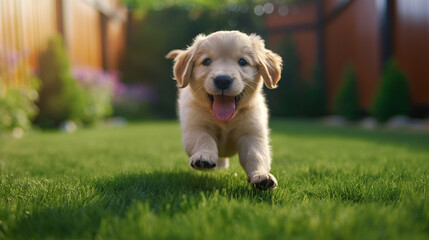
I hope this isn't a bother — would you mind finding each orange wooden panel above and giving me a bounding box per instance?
[324,0,381,109]
[293,30,317,81]
[269,30,317,81]
[1,0,127,91]
[0,0,58,89]
[394,0,429,105]
[68,0,103,68]
[265,3,316,29]
[265,0,382,110]
[106,18,126,70]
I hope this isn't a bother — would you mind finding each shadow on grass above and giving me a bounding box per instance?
[270,119,429,151]
[10,170,275,239]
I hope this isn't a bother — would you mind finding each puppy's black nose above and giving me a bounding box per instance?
[214,75,232,90]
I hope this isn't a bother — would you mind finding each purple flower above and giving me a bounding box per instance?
[0,45,29,70]
[72,67,116,90]
[113,81,158,104]
[72,67,159,104]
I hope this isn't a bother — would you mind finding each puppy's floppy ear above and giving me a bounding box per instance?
[170,49,195,88]
[250,34,283,89]
[165,49,183,59]
[258,50,283,89]
[167,34,205,88]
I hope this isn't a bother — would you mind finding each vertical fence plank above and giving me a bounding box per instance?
[1,0,126,90]
[0,0,5,89]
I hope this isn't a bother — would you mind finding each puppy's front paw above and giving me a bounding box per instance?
[248,172,278,190]
[190,152,217,170]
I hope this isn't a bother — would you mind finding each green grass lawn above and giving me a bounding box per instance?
[0,120,428,239]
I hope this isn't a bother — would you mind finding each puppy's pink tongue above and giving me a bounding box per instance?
[212,95,236,121]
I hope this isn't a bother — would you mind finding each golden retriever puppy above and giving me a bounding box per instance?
[166,31,282,190]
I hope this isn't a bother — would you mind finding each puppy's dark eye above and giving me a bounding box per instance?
[202,58,211,66]
[238,58,248,66]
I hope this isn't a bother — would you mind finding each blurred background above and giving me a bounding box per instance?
[0,0,428,134]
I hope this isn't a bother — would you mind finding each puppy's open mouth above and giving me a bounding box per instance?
[208,93,242,122]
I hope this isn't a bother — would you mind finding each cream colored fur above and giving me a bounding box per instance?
[167,31,282,190]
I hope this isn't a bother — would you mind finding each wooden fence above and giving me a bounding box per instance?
[0,0,127,90]
[266,0,429,113]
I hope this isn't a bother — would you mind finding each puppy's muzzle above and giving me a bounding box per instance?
[214,75,232,90]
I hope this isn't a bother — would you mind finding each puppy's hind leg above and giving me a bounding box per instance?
[184,130,218,170]
[216,158,229,169]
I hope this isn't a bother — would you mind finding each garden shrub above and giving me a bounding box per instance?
[303,65,327,117]
[72,67,114,125]
[0,44,40,134]
[373,59,410,122]
[36,36,87,128]
[334,65,360,121]
[73,67,156,121]
[0,77,39,133]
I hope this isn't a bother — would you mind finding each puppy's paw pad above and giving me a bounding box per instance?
[190,153,217,170]
[192,159,216,169]
[248,173,278,190]
[254,178,276,190]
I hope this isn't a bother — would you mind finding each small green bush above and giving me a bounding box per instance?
[303,65,327,117]
[334,65,360,121]
[35,36,87,128]
[373,59,410,122]
[0,76,40,133]
[72,67,114,125]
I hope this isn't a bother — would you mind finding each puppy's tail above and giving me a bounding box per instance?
[165,49,184,59]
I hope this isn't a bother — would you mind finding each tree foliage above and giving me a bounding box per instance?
[121,0,314,14]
